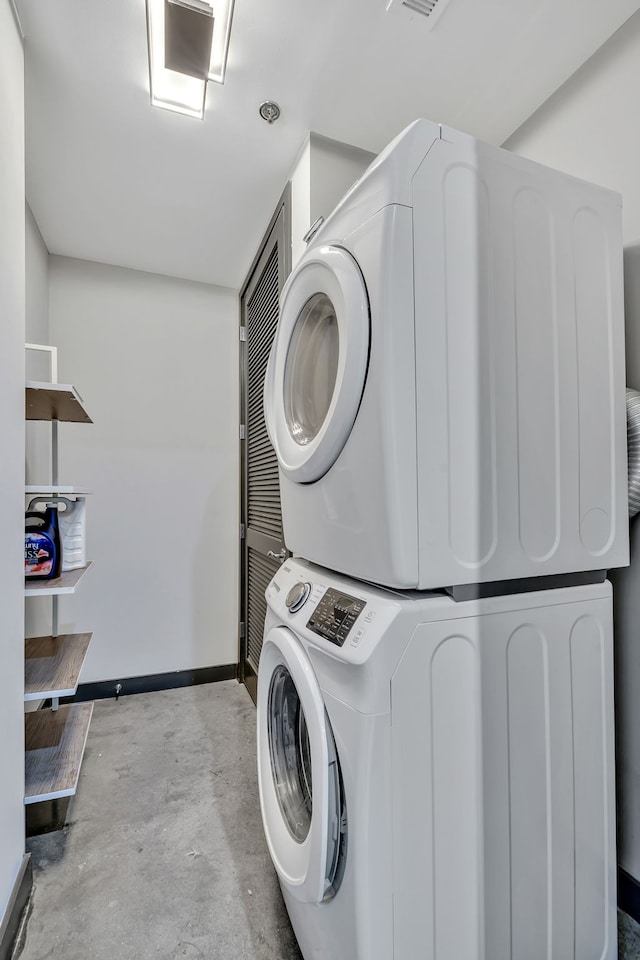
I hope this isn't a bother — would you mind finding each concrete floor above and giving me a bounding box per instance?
[17,679,640,960]
[20,681,302,960]
[620,910,640,958]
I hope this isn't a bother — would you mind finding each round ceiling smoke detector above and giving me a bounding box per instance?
[259,101,281,124]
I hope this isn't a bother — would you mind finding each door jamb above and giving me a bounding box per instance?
[238,184,292,689]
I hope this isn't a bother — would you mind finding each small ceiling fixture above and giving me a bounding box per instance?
[146,0,236,120]
[259,101,281,124]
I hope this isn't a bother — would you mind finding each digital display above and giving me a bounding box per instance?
[306,588,366,646]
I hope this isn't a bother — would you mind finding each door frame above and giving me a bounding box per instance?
[238,184,292,700]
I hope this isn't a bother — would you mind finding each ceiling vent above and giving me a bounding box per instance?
[403,0,437,14]
[386,0,451,28]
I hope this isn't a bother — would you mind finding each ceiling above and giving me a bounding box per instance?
[16,0,640,290]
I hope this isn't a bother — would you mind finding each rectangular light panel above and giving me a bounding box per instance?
[146,0,208,119]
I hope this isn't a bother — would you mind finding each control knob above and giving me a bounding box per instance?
[286,581,311,614]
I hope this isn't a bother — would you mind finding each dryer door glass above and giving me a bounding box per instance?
[284,293,339,446]
[264,245,369,483]
[268,663,313,842]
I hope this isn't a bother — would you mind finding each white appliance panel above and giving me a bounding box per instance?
[267,121,628,590]
[281,694,393,960]
[258,559,617,960]
[391,591,615,960]
[274,203,421,587]
[413,131,627,586]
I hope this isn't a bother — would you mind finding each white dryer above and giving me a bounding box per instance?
[257,557,616,960]
[264,120,628,590]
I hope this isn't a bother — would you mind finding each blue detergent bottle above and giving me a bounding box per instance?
[25,506,62,580]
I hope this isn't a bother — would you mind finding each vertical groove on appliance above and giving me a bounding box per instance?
[570,615,608,959]
[431,635,482,960]
[572,208,614,556]
[506,625,550,958]
[443,164,497,568]
[247,244,283,541]
[513,188,560,563]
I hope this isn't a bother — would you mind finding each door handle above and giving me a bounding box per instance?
[267,549,287,564]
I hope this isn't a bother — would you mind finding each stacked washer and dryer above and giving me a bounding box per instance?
[257,119,629,960]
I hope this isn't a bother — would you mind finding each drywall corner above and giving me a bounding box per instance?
[309,132,375,228]
[289,132,376,268]
[289,135,311,268]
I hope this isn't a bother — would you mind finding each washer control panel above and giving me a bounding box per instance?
[306,588,366,646]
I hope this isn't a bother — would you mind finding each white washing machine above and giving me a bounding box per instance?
[264,120,628,590]
[257,557,617,960]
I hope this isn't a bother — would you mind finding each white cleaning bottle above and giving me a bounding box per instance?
[27,496,87,571]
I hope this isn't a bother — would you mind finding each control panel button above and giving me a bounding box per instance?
[286,581,312,614]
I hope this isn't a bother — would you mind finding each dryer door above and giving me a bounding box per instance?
[264,245,369,483]
[257,626,346,904]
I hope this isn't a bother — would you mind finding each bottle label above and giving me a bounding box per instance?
[25,533,54,576]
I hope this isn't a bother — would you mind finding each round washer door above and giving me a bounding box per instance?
[257,626,345,904]
[264,245,369,483]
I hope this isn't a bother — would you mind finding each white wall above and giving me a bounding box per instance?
[47,134,373,686]
[25,204,51,482]
[25,206,49,351]
[505,10,640,246]
[49,257,239,683]
[309,133,375,236]
[0,0,27,928]
[290,139,311,270]
[290,133,375,266]
[505,10,640,882]
[25,206,53,643]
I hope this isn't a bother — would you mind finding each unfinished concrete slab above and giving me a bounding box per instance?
[20,681,302,960]
[17,678,640,959]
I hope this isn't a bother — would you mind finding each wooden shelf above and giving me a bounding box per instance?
[25,702,94,804]
[25,381,92,423]
[24,633,92,702]
[25,486,92,496]
[24,562,93,597]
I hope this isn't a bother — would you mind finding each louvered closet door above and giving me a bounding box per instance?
[240,189,291,703]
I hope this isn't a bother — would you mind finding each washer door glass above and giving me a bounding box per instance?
[284,293,340,447]
[257,627,347,904]
[268,663,313,842]
[264,245,369,484]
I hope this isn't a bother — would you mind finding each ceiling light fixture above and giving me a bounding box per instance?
[146,0,235,120]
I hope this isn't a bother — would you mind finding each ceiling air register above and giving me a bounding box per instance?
[386,0,452,26]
